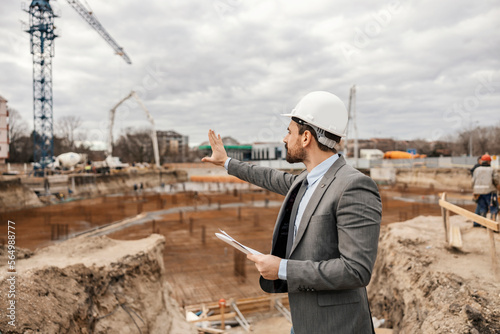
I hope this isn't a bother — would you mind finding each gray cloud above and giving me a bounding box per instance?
[1,0,499,148]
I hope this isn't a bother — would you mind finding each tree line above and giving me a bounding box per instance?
[6,108,500,164]
[6,109,199,164]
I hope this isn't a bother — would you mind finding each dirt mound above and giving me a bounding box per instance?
[368,215,500,333]
[0,234,197,333]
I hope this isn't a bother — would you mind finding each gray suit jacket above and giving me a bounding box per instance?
[228,155,382,334]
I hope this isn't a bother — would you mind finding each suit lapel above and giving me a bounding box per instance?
[288,155,347,256]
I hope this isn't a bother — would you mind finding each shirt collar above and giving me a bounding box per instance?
[306,153,339,186]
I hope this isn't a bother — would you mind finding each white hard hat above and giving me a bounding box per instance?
[282,91,348,148]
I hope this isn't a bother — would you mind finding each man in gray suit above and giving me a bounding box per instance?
[202,91,382,334]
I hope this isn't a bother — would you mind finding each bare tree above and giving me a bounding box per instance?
[113,127,154,164]
[7,108,29,144]
[490,123,500,153]
[55,115,82,149]
[7,108,33,162]
[452,124,500,156]
[474,127,490,155]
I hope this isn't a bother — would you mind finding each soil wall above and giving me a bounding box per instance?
[371,167,477,191]
[396,168,473,191]
[0,169,188,212]
[0,177,42,211]
[72,169,187,197]
[0,234,197,333]
[368,216,500,333]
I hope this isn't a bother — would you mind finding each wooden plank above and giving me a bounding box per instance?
[438,199,499,231]
[197,328,225,334]
[439,197,499,276]
[185,295,289,311]
[440,193,449,242]
[184,295,291,322]
[449,223,463,249]
[488,228,500,277]
[189,312,236,323]
[375,329,394,334]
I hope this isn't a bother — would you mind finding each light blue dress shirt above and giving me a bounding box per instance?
[224,157,232,170]
[278,153,339,280]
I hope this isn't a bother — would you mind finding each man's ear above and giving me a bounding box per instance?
[302,130,313,148]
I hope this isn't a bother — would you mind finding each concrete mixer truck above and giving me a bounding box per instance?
[54,152,87,170]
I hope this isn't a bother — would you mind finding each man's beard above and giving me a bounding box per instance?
[285,142,306,163]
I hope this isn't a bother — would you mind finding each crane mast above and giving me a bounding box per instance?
[65,0,132,64]
[26,0,58,171]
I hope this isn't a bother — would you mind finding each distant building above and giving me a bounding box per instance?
[0,95,9,163]
[219,136,240,146]
[252,142,286,160]
[198,136,252,161]
[157,130,189,162]
[360,149,384,160]
[198,139,287,162]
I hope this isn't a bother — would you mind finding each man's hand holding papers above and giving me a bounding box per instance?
[215,229,281,280]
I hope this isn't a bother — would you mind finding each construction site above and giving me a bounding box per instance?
[0,160,499,333]
[1,0,500,333]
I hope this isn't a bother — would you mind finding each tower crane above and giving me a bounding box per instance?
[26,0,131,172]
[109,91,160,168]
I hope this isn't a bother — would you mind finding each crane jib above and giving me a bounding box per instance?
[66,0,132,64]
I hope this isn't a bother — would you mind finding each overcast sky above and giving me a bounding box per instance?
[1,0,499,148]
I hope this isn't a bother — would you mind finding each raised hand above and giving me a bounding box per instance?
[201,129,229,167]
